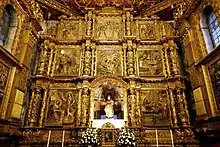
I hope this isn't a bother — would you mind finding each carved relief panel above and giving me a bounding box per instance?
[137,45,164,76]
[96,45,123,76]
[94,16,122,41]
[57,19,84,41]
[140,90,170,126]
[46,89,78,126]
[53,46,81,76]
[137,21,159,41]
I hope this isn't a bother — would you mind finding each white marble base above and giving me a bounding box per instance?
[92,119,125,128]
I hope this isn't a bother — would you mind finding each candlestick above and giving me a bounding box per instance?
[62,130,65,147]
[156,129,159,147]
[170,129,174,147]
[47,130,51,147]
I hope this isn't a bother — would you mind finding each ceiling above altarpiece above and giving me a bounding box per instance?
[36,0,200,20]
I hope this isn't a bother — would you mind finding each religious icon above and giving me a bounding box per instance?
[104,132,113,142]
[104,95,114,119]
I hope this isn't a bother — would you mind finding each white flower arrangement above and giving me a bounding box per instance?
[79,128,100,146]
[116,127,136,147]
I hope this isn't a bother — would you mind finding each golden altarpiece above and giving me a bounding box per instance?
[0,0,204,146]
[21,5,198,147]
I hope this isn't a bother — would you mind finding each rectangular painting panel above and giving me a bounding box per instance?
[137,46,164,76]
[140,90,170,126]
[94,16,122,41]
[96,45,122,76]
[53,46,81,76]
[46,89,78,126]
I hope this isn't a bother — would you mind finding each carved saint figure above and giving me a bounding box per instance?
[63,92,74,124]
[104,95,114,119]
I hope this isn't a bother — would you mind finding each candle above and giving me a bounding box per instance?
[47,130,51,147]
[156,129,159,147]
[62,130,65,147]
[170,129,174,147]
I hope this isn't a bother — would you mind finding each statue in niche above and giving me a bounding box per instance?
[94,83,124,119]
[104,95,114,118]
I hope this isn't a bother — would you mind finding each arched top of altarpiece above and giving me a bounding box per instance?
[90,76,128,89]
